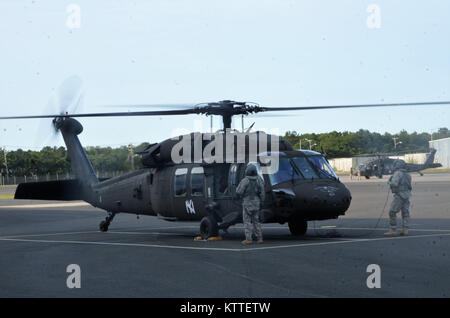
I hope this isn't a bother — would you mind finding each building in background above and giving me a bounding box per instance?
[429,137,450,168]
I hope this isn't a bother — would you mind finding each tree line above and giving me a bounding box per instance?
[1,143,149,177]
[283,128,450,158]
[1,128,449,176]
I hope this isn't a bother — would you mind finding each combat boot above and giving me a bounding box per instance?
[400,227,408,236]
[384,227,397,237]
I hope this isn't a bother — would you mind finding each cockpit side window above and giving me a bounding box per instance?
[268,157,302,186]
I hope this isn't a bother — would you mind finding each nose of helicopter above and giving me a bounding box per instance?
[292,180,352,218]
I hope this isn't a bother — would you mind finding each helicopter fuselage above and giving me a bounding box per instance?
[88,151,351,225]
[14,118,352,236]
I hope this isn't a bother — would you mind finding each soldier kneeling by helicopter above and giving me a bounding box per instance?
[236,163,265,245]
[385,159,412,237]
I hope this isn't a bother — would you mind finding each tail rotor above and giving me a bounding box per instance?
[34,75,84,147]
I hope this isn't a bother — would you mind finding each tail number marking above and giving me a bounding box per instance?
[185,199,196,215]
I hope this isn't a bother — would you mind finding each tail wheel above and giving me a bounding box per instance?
[200,216,218,239]
[288,218,308,236]
[99,220,109,232]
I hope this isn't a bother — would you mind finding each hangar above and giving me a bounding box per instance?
[429,137,450,168]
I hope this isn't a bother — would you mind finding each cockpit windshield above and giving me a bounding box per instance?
[265,154,338,185]
[291,157,319,179]
[304,156,338,179]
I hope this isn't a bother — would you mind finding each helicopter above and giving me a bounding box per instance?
[350,148,441,179]
[2,78,450,239]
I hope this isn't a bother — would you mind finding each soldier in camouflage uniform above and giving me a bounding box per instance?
[236,163,265,245]
[385,159,412,236]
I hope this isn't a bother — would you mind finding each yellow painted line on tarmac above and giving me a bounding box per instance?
[0,202,91,209]
[0,195,14,199]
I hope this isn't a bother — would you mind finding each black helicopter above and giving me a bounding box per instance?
[350,148,441,179]
[2,78,450,238]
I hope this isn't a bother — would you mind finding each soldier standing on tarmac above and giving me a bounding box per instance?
[384,160,412,236]
[236,163,265,245]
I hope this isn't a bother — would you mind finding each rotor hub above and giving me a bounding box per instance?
[192,101,262,129]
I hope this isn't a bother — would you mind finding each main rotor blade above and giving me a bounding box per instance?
[2,100,450,120]
[103,103,202,109]
[0,109,198,120]
[261,101,450,112]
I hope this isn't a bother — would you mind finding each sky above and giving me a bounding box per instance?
[0,0,449,150]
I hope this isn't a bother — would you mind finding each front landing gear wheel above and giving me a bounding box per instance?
[200,216,218,239]
[288,218,308,236]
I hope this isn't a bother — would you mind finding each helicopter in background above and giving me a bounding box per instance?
[2,77,450,239]
[350,148,441,179]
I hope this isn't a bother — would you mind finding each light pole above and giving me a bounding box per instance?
[128,144,135,170]
[304,138,317,150]
[2,147,8,185]
[392,137,402,149]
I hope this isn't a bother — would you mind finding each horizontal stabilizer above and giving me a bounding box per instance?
[14,180,84,201]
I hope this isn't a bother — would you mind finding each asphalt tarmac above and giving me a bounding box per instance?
[0,174,449,297]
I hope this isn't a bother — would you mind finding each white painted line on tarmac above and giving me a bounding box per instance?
[3,226,449,241]
[0,202,91,209]
[0,237,242,252]
[246,233,450,251]
[0,231,99,239]
[109,231,187,236]
[0,230,191,239]
[327,227,450,233]
[0,232,449,252]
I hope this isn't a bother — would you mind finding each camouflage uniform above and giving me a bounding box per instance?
[386,160,412,235]
[236,164,265,242]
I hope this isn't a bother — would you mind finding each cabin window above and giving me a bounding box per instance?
[147,173,154,185]
[214,164,231,196]
[174,168,188,197]
[229,164,238,186]
[190,167,204,196]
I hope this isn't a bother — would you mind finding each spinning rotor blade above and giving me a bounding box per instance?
[260,101,450,112]
[0,109,198,120]
[103,103,201,110]
[2,100,450,120]
[58,75,84,114]
[33,75,84,146]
